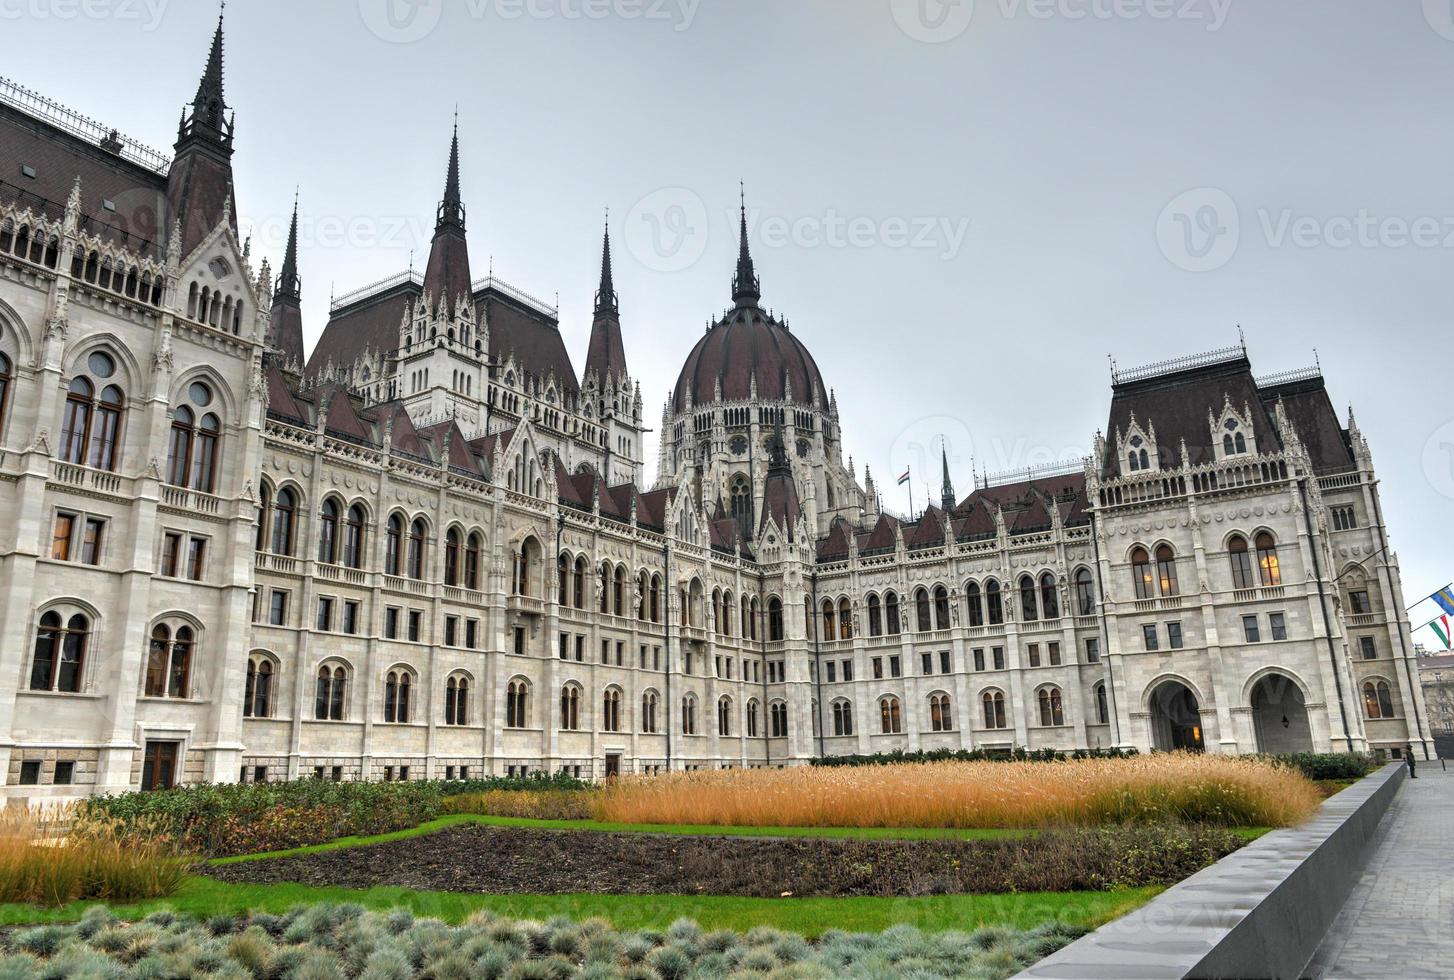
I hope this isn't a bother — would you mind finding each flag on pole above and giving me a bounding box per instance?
[897,468,910,486]
[1433,615,1453,651]
[1433,586,1454,617]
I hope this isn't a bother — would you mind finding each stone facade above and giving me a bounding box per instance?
[0,20,1435,804]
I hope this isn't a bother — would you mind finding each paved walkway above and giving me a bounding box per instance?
[1307,764,1454,978]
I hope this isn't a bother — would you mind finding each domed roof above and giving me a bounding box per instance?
[671,198,828,413]
[672,305,828,412]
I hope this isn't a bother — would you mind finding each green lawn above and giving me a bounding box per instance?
[0,877,1160,937]
[213,813,1032,865]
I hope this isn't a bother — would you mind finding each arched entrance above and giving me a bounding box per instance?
[1250,673,1313,754]
[1149,681,1204,752]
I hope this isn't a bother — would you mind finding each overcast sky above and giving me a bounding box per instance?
[8,0,1451,639]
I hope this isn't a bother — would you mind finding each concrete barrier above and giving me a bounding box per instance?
[1014,762,1407,980]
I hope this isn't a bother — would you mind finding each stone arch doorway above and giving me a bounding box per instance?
[1149,680,1205,752]
[1250,673,1313,754]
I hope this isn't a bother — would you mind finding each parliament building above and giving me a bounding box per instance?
[0,16,1433,801]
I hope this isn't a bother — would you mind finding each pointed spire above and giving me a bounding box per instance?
[940,440,956,511]
[767,416,790,475]
[184,3,230,140]
[732,182,760,307]
[436,113,466,232]
[275,189,301,301]
[595,212,617,315]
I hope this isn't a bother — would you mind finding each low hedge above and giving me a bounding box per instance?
[443,789,594,820]
[1266,752,1376,781]
[810,747,1139,767]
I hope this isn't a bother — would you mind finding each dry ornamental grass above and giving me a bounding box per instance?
[0,806,191,906]
[593,754,1321,829]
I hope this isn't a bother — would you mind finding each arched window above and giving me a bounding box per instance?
[30,611,88,693]
[165,382,220,491]
[1038,686,1065,726]
[985,581,1003,625]
[144,623,193,698]
[1229,535,1254,590]
[879,696,903,734]
[1039,573,1059,619]
[650,573,662,622]
[838,597,852,639]
[613,565,626,616]
[915,588,932,632]
[604,688,622,732]
[444,529,462,586]
[982,689,1007,729]
[1019,575,1038,621]
[768,597,784,640]
[717,695,732,737]
[821,598,836,639]
[255,484,271,552]
[770,700,789,738]
[385,514,404,575]
[557,554,570,604]
[832,699,854,736]
[560,684,581,730]
[681,694,698,735]
[315,663,347,720]
[61,372,125,472]
[1155,545,1179,596]
[749,596,760,639]
[933,586,949,630]
[867,594,882,636]
[1095,682,1109,725]
[1256,532,1281,587]
[244,654,274,718]
[407,519,426,580]
[1131,548,1155,600]
[0,353,11,432]
[965,582,984,627]
[746,698,759,737]
[598,562,611,613]
[342,505,366,569]
[384,669,413,723]
[642,690,659,733]
[317,499,340,564]
[445,675,469,726]
[1363,680,1395,720]
[885,591,901,634]
[272,489,297,556]
[929,693,954,732]
[1075,568,1096,617]
[506,679,530,728]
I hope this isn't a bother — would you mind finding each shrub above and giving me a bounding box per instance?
[593,754,1322,829]
[811,746,1139,767]
[1268,752,1376,781]
[0,807,190,907]
[75,780,444,857]
[438,772,590,795]
[442,790,593,821]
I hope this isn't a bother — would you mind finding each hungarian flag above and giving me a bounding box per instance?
[1434,586,1454,617]
[897,468,910,486]
[1433,615,1453,651]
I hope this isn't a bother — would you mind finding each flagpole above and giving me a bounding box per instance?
[908,469,915,522]
[1407,582,1454,613]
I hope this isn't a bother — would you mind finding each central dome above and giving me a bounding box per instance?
[672,200,828,413]
[672,305,828,412]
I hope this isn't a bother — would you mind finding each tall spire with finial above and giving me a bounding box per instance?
[422,116,472,317]
[167,2,237,257]
[437,110,465,232]
[732,182,760,307]
[268,189,307,371]
[940,440,956,511]
[275,189,301,301]
[595,212,616,315]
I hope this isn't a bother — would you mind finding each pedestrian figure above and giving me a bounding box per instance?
[1405,743,1417,779]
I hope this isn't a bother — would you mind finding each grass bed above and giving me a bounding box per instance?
[0,878,1158,937]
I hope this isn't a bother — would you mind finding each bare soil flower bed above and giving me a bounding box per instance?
[205,824,1243,898]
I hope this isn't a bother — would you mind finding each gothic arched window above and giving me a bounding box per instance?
[30,611,88,693]
[245,654,275,718]
[272,488,297,556]
[314,663,348,720]
[145,622,193,699]
[1256,532,1281,587]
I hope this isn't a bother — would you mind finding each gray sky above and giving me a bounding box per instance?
[9,0,1452,639]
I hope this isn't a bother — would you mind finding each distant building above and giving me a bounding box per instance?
[1416,648,1454,756]
[0,15,1434,801]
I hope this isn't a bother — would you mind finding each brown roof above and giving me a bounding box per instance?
[268,297,306,368]
[306,285,409,376]
[0,102,168,259]
[585,309,629,389]
[263,360,308,423]
[422,225,472,316]
[485,290,579,398]
[673,305,827,411]
[1259,375,1353,475]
